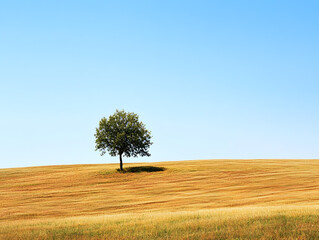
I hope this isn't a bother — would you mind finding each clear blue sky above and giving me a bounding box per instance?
[1,1,318,168]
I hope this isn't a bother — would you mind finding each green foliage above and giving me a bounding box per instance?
[117,166,166,173]
[95,110,152,169]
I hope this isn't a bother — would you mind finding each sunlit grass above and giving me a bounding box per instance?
[1,206,319,239]
[1,159,319,239]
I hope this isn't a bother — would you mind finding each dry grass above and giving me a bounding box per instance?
[1,206,319,239]
[1,159,319,239]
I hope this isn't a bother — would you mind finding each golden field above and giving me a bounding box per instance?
[1,159,319,239]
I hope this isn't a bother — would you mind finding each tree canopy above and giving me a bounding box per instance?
[95,110,152,171]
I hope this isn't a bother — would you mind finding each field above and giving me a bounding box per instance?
[1,159,319,239]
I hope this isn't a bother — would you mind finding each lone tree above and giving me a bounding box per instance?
[95,110,152,171]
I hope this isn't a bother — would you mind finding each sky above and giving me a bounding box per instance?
[1,1,318,168]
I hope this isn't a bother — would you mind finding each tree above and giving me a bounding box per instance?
[95,110,152,171]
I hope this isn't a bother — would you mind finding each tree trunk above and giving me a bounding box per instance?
[119,154,123,171]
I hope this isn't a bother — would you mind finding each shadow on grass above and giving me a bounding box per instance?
[117,166,166,173]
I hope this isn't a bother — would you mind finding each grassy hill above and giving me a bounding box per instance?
[1,159,319,239]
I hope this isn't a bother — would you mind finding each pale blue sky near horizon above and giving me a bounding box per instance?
[1,1,318,168]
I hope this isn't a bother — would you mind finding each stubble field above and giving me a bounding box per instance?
[1,159,319,239]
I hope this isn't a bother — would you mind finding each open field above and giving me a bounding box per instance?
[1,206,319,239]
[1,159,319,239]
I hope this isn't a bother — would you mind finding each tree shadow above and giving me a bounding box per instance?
[117,166,166,173]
